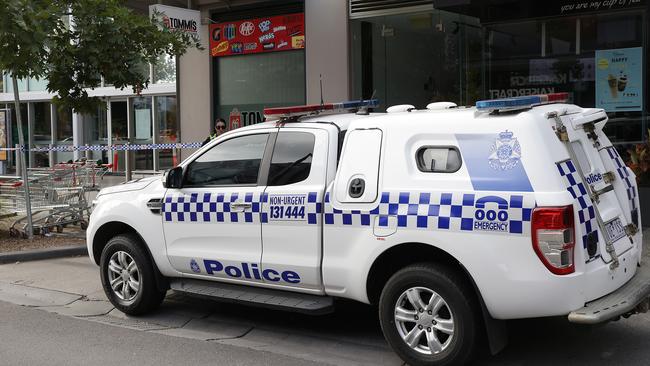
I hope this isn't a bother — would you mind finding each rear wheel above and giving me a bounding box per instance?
[379,263,479,366]
[100,234,166,315]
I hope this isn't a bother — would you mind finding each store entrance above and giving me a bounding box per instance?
[110,100,128,173]
[214,51,306,131]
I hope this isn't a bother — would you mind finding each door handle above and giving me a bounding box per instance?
[231,202,252,211]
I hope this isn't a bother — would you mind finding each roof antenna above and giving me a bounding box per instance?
[319,74,324,108]
[356,89,377,115]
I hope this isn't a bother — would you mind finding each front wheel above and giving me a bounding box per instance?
[379,263,479,366]
[100,234,166,315]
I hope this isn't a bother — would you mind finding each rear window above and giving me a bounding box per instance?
[416,147,462,173]
[268,132,315,186]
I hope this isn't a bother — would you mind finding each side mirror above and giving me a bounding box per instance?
[165,166,184,189]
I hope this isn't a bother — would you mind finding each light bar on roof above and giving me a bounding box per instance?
[476,93,569,112]
[264,99,379,119]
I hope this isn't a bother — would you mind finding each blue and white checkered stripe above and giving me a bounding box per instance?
[324,191,533,234]
[163,190,533,235]
[163,192,264,223]
[556,159,598,252]
[606,146,637,212]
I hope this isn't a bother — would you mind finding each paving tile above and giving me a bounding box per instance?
[41,299,114,317]
[0,281,81,307]
[153,317,253,341]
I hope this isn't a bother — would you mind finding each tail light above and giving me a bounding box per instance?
[531,205,575,275]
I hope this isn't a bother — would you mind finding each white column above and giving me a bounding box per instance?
[72,111,82,161]
[27,103,34,168]
[49,103,56,167]
[305,0,350,103]
[125,99,133,181]
[152,96,159,171]
[107,100,112,166]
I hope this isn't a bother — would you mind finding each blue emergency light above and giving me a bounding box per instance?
[476,93,569,112]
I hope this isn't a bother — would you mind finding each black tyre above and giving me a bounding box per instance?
[100,234,166,315]
[379,263,479,366]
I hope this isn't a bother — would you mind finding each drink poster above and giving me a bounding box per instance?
[595,47,643,112]
[0,110,8,161]
[210,13,305,57]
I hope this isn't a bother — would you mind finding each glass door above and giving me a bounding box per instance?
[131,97,153,171]
[82,106,108,164]
[110,100,128,172]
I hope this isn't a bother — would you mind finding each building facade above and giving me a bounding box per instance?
[1,0,648,185]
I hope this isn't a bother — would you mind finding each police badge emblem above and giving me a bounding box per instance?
[190,259,201,273]
[488,130,521,171]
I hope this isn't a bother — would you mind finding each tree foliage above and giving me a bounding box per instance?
[0,0,200,113]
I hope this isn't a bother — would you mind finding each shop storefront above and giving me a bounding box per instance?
[209,2,306,131]
[350,0,648,169]
[0,91,178,173]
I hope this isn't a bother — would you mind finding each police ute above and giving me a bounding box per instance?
[88,94,650,366]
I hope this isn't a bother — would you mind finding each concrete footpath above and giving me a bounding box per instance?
[0,257,402,366]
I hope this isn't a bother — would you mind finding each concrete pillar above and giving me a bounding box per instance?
[49,103,56,167]
[305,0,350,104]
[178,12,211,162]
[72,111,82,161]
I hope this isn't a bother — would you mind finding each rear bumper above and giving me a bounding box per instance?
[568,248,650,324]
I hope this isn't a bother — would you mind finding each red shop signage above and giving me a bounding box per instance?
[209,13,305,57]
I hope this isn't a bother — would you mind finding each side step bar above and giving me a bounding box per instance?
[169,279,335,315]
[568,250,650,324]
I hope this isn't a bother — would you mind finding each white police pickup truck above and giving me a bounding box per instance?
[88,95,650,366]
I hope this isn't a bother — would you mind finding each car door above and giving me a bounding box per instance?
[163,130,275,283]
[260,128,328,291]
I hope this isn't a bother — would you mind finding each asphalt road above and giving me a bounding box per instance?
[1,257,649,365]
[0,300,328,366]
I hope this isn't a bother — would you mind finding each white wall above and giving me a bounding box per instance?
[178,15,211,160]
[305,0,350,103]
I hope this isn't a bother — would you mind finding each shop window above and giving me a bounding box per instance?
[8,103,28,147]
[82,105,108,163]
[28,77,48,92]
[580,13,643,52]
[132,97,153,170]
[185,133,269,186]
[56,107,73,143]
[83,106,108,144]
[351,10,483,109]
[110,100,128,171]
[416,147,461,173]
[545,18,576,56]
[153,55,176,84]
[55,107,73,163]
[111,101,128,142]
[216,51,305,128]
[33,102,51,145]
[268,132,314,186]
[4,75,27,93]
[156,96,178,170]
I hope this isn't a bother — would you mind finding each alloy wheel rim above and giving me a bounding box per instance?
[107,251,140,303]
[394,286,455,355]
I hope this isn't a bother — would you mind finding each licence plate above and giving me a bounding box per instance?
[604,218,626,243]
